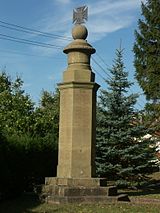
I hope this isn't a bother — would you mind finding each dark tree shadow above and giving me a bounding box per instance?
[0,193,42,213]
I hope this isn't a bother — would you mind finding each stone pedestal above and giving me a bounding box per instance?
[41,24,129,203]
[41,177,129,204]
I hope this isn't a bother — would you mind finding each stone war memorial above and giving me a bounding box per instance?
[41,6,129,203]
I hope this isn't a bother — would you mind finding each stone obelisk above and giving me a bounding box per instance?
[41,6,129,203]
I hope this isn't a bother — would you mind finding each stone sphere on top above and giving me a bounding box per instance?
[72,24,88,40]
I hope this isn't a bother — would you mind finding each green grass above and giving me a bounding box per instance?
[0,172,159,213]
[23,202,160,213]
[0,195,160,213]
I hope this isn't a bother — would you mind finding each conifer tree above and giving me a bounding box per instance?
[96,48,157,186]
[133,0,160,102]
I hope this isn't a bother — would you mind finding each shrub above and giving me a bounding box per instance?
[0,134,57,200]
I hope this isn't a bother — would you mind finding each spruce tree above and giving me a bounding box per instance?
[96,48,157,186]
[133,0,160,102]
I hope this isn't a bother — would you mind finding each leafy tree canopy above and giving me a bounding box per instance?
[0,71,34,136]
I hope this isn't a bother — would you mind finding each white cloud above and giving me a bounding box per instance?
[55,0,71,4]
[89,0,142,16]
[31,0,143,55]
[85,0,143,42]
[48,74,54,80]
[23,83,31,88]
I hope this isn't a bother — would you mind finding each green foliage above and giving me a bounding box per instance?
[133,0,160,132]
[0,71,59,199]
[0,70,59,141]
[0,71,34,136]
[0,134,57,199]
[96,48,157,185]
[32,89,59,144]
[133,0,160,102]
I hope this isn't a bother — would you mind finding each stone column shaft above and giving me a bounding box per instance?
[57,82,98,178]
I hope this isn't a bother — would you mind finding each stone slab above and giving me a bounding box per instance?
[43,185,117,197]
[45,194,130,204]
[45,177,107,187]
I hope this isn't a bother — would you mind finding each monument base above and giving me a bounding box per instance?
[39,177,130,204]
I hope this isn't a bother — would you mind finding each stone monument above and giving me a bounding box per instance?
[41,6,129,203]
[57,11,98,180]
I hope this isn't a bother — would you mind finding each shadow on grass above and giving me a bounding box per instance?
[121,180,160,198]
[0,193,44,213]
[126,188,160,197]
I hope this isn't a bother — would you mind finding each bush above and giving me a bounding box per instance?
[0,134,57,200]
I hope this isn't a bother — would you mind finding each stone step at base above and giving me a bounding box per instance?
[45,177,107,187]
[45,194,130,204]
[42,185,117,197]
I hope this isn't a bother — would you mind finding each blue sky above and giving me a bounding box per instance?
[0,0,146,108]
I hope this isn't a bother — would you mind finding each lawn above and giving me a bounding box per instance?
[0,172,159,213]
[0,195,160,213]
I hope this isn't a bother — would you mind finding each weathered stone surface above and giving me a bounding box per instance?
[41,177,130,204]
[41,181,130,204]
[43,185,117,197]
[57,82,99,178]
[45,194,130,204]
[45,177,103,187]
[57,24,98,179]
